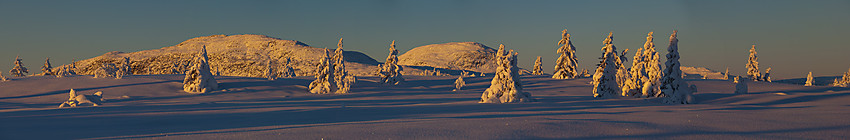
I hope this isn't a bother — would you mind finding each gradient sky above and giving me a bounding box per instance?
[1,0,848,79]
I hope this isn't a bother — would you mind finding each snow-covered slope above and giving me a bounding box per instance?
[62,34,380,77]
[398,42,499,73]
[681,66,729,79]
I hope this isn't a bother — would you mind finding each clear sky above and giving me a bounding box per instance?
[1,0,848,79]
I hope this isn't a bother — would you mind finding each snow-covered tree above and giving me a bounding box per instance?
[580,69,590,77]
[834,66,850,87]
[763,67,771,82]
[265,60,277,81]
[658,30,695,104]
[805,71,814,86]
[623,32,658,97]
[0,71,6,81]
[55,60,77,78]
[734,76,747,94]
[532,56,544,75]
[279,57,295,78]
[183,45,218,93]
[593,42,620,98]
[41,57,54,75]
[9,56,28,77]
[480,44,533,103]
[116,57,132,79]
[333,38,355,93]
[616,49,630,89]
[552,29,579,79]
[746,45,761,81]
[722,67,729,80]
[641,32,663,97]
[309,48,334,94]
[379,40,404,85]
[93,63,117,78]
[454,76,465,91]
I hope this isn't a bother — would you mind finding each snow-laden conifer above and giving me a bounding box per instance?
[723,67,730,80]
[0,71,6,81]
[593,42,620,98]
[580,69,590,77]
[116,57,132,79]
[454,76,465,91]
[265,60,277,81]
[9,56,28,77]
[641,32,663,97]
[834,66,850,87]
[805,71,814,86]
[734,76,747,94]
[552,29,579,79]
[94,63,117,78]
[616,49,630,90]
[532,56,544,75]
[42,57,54,75]
[309,49,334,94]
[333,38,355,93]
[658,30,695,104]
[279,57,296,78]
[55,60,77,78]
[183,45,218,93]
[763,67,771,82]
[379,40,404,85]
[480,44,533,103]
[746,45,761,81]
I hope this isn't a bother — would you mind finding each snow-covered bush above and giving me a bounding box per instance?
[805,71,814,86]
[658,30,695,104]
[532,56,543,75]
[265,60,277,81]
[9,56,28,77]
[55,60,77,78]
[762,67,771,82]
[746,45,761,81]
[41,57,54,75]
[309,49,334,94]
[379,40,404,85]
[333,38,355,94]
[480,44,533,103]
[279,57,296,78]
[454,76,465,91]
[552,29,579,79]
[93,63,117,78]
[116,57,132,79]
[734,76,747,94]
[58,89,104,108]
[183,45,219,93]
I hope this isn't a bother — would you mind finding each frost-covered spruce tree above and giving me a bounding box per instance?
[265,60,277,81]
[9,56,28,77]
[380,40,404,85]
[723,67,730,80]
[279,57,295,78]
[94,63,117,78]
[116,57,132,79]
[552,29,579,79]
[454,76,465,91]
[532,56,544,75]
[763,67,771,82]
[804,71,814,86]
[746,45,761,81]
[617,49,630,90]
[835,66,850,87]
[0,71,6,81]
[480,44,533,103]
[309,49,334,94]
[641,32,663,97]
[183,45,218,93]
[41,57,54,75]
[593,32,626,88]
[55,60,77,78]
[658,30,695,104]
[593,42,620,98]
[623,47,644,97]
[734,76,747,94]
[333,38,355,93]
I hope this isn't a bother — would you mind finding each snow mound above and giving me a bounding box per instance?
[398,42,499,73]
[681,66,728,80]
[61,34,380,77]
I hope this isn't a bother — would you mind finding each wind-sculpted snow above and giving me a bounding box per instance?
[60,34,380,77]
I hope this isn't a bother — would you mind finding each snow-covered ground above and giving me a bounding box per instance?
[1,75,849,139]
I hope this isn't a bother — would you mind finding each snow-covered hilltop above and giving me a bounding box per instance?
[60,34,380,77]
[398,42,499,73]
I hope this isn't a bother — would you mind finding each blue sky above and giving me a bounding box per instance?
[1,0,848,79]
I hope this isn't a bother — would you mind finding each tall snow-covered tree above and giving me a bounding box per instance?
[552,29,579,79]
[593,42,620,98]
[734,76,747,94]
[480,44,533,103]
[532,56,544,75]
[41,57,54,75]
[279,57,295,78]
[805,71,814,86]
[454,76,465,91]
[763,67,771,82]
[616,49,630,90]
[834,66,850,87]
[723,67,729,80]
[641,32,663,97]
[658,30,695,104]
[9,56,28,77]
[265,60,277,81]
[116,57,132,79]
[309,48,334,94]
[380,40,404,85]
[183,45,218,93]
[333,38,355,93]
[746,45,761,81]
